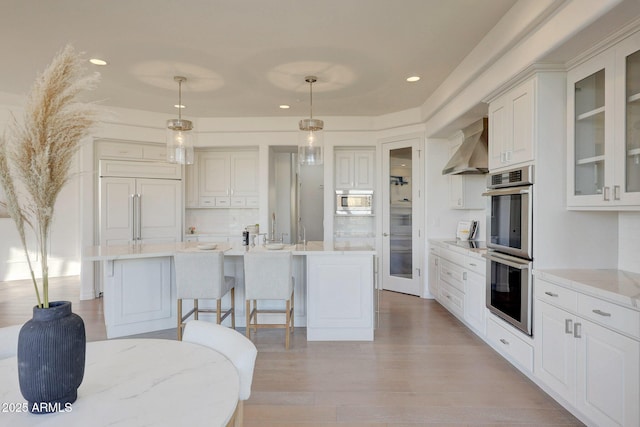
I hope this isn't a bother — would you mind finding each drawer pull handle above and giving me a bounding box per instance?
[499,338,509,345]
[469,263,477,267]
[446,272,452,276]
[544,291,558,297]
[592,309,611,317]
[565,319,573,334]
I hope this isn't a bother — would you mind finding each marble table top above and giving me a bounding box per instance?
[0,339,239,426]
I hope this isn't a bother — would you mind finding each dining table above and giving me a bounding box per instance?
[0,338,240,426]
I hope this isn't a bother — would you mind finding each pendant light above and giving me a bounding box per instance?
[298,76,323,165]
[166,76,194,165]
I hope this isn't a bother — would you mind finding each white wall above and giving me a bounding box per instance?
[619,212,640,273]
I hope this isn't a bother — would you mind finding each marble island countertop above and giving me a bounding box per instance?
[534,269,640,311]
[84,241,376,261]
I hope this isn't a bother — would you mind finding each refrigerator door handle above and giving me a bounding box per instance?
[130,194,136,242]
[136,194,142,241]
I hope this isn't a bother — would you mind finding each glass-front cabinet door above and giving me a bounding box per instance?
[567,50,615,207]
[616,32,640,205]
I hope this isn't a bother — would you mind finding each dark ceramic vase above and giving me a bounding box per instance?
[17,301,86,414]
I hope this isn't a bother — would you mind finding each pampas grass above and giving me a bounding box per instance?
[0,45,99,308]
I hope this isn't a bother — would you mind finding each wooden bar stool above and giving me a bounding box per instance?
[243,251,294,349]
[174,251,235,340]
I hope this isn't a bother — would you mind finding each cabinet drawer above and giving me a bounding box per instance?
[245,197,258,207]
[230,197,246,207]
[578,294,640,339]
[215,197,230,207]
[199,197,216,207]
[440,247,466,267]
[534,279,578,312]
[465,255,486,276]
[439,282,464,319]
[429,245,440,257]
[440,259,465,292]
[487,316,533,373]
[97,142,143,159]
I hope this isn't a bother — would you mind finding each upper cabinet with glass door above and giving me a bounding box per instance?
[567,30,640,208]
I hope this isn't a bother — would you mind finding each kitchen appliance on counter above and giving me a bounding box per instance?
[483,165,534,336]
[335,190,373,215]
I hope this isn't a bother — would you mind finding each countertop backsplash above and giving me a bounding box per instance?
[185,208,259,237]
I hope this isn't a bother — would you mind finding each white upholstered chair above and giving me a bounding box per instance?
[243,251,294,349]
[183,320,257,427]
[174,250,236,340]
[0,324,22,360]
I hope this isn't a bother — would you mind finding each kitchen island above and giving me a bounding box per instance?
[83,242,376,341]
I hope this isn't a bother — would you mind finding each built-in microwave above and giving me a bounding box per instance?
[335,190,373,215]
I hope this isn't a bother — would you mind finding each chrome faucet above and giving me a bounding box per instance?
[298,225,306,246]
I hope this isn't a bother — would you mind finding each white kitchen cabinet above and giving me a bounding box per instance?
[433,243,486,337]
[99,160,182,246]
[97,140,168,161]
[568,30,640,208]
[488,78,534,171]
[335,149,375,190]
[535,279,640,427]
[306,254,374,341]
[427,245,439,299]
[103,256,175,338]
[463,268,486,336]
[486,315,534,374]
[196,150,258,208]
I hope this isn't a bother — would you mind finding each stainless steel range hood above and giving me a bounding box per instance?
[442,118,488,175]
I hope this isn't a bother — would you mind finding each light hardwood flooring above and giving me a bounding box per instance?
[0,276,583,426]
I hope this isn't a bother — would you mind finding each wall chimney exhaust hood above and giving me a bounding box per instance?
[442,118,488,175]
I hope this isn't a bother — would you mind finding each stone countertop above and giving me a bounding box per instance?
[534,269,640,311]
[83,241,376,261]
[429,238,487,259]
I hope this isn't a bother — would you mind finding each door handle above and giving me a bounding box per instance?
[383,233,389,237]
[130,194,136,242]
[574,322,582,338]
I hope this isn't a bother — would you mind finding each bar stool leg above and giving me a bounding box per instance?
[245,300,251,339]
[194,299,199,320]
[216,299,222,324]
[177,299,183,341]
[231,287,236,329]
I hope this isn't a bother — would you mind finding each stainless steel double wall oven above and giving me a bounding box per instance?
[483,165,534,336]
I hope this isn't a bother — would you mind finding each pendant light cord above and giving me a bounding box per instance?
[309,80,313,120]
[178,79,182,121]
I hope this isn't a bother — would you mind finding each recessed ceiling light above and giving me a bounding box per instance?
[174,104,186,109]
[89,58,107,66]
[279,104,290,109]
[406,76,420,82]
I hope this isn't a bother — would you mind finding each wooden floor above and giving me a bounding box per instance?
[0,277,583,426]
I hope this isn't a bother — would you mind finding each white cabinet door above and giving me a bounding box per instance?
[614,32,640,206]
[567,50,615,207]
[199,152,230,198]
[576,319,640,427]
[105,257,174,338]
[306,254,374,341]
[508,79,534,166]
[335,149,375,189]
[488,78,534,171]
[463,270,486,336]
[137,179,182,243]
[353,151,375,188]
[335,151,354,189]
[535,300,577,405]
[100,177,136,246]
[427,246,439,299]
[229,151,259,196]
[488,98,507,171]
